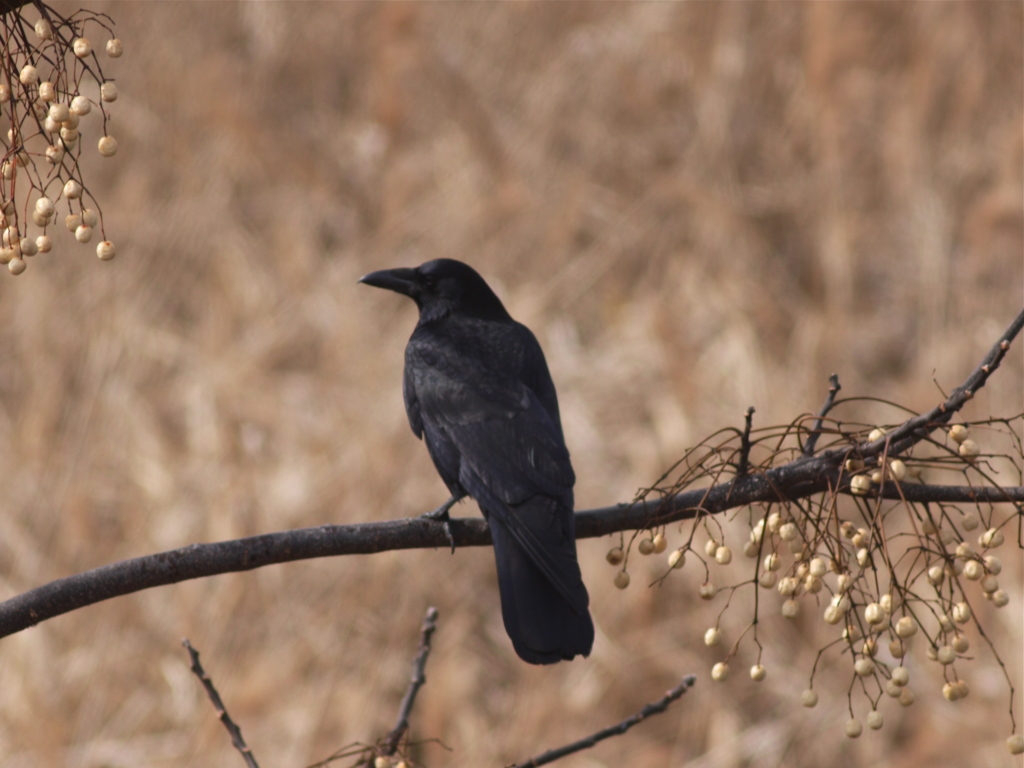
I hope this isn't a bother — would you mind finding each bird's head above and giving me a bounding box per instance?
[359,259,512,324]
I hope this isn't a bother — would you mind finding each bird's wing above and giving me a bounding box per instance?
[408,341,582,609]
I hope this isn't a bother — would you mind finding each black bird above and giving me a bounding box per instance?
[360,259,594,664]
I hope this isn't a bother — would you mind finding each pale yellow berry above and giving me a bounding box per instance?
[75,225,93,244]
[801,689,818,707]
[864,603,885,625]
[879,593,892,613]
[36,235,51,253]
[991,590,1009,608]
[808,558,826,578]
[831,593,851,613]
[668,548,685,569]
[49,102,70,123]
[868,428,886,442]
[948,424,969,443]
[845,718,863,738]
[863,637,879,657]
[870,470,884,485]
[60,127,79,146]
[980,527,1004,549]
[96,240,115,261]
[63,179,83,199]
[823,605,843,625]
[38,81,55,102]
[3,226,19,247]
[606,547,624,566]
[942,682,959,701]
[34,18,52,39]
[65,213,82,232]
[804,574,822,594]
[742,540,759,558]
[936,645,956,665]
[849,475,871,495]
[844,458,865,472]
[19,64,38,85]
[767,512,783,532]
[958,439,980,459]
[895,616,917,638]
[34,197,54,219]
[7,257,26,275]
[889,459,907,481]
[891,666,909,686]
[836,573,851,592]
[866,711,883,730]
[78,209,97,228]
[714,545,732,565]
[889,639,905,658]
[779,522,798,541]
[758,570,777,589]
[898,688,915,707]
[885,679,903,698]
[107,38,124,57]
[762,553,779,572]
[0,84,9,103]
[704,539,718,557]
[46,144,64,164]
[938,614,954,633]
[70,95,92,116]
[840,520,855,538]
[951,602,971,624]
[777,576,798,596]
[980,575,999,594]
[98,136,118,157]
[921,519,939,535]
[711,662,729,682]
[951,635,969,653]
[963,560,983,580]
[781,598,799,619]
[72,37,92,58]
[373,756,390,768]
[100,82,118,102]
[19,238,37,257]
[961,512,979,531]
[795,562,809,579]
[613,570,630,590]
[854,658,875,677]
[637,538,655,556]
[927,564,945,586]
[750,664,766,682]
[0,247,14,264]
[652,533,667,554]
[843,624,862,642]
[984,555,1002,575]
[704,627,721,647]
[1007,734,1024,755]
[698,582,716,600]
[856,547,869,567]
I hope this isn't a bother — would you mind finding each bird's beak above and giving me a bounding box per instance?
[358,267,419,297]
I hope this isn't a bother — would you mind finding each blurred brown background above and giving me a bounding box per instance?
[0,2,1021,767]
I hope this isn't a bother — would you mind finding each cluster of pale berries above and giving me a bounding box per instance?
[0,17,122,275]
[605,425,1021,752]
[373,756,410,768]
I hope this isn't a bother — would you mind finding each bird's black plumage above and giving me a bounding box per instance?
[360,259,594,664]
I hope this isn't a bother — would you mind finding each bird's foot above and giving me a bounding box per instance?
[421,495,459,553]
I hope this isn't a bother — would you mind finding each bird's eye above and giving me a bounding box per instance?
[421,274,437,290]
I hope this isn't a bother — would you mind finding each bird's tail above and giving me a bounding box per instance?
[488,512,594,664]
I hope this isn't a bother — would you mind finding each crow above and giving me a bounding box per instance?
[360,259,594,664]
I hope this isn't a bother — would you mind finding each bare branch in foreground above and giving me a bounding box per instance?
[512,675,698,768]
[183,639,259,768]
[0,309,1021,641]
[803,373,841,456]
[382,606,439,756]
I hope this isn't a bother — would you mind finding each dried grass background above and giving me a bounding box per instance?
[0,2,1021,767]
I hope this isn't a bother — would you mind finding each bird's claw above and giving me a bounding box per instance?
[421,497,458,553]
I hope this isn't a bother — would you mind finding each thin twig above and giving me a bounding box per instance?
[382,607,439,756]
[804,373,841,456]
[182,639,259,768]
[737,407,756,475]
[512,675,697,768]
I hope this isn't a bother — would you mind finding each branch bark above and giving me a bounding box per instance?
[0,308,1021,640]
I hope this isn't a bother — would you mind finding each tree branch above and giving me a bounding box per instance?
[0,308,1021,640]
[382,606,439,756]
[511,675,697,768]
